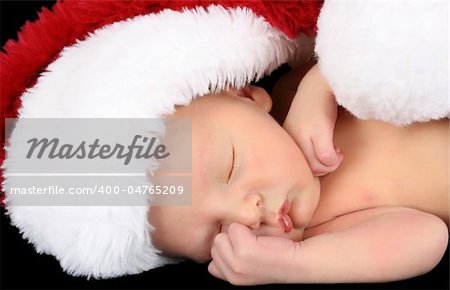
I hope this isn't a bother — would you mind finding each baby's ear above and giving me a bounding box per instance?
[241,86,272,113]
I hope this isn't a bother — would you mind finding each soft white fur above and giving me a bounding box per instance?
[315,0,449,125]
[2,5,313,278]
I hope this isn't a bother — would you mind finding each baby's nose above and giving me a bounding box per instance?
[245,191,262,208]
[233,192,263,229]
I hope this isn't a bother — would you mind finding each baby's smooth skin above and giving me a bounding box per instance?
[148,86,449,285]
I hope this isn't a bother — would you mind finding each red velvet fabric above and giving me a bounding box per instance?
[0,0,323,201]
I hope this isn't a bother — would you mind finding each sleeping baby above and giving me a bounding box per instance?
[148,71,449,285]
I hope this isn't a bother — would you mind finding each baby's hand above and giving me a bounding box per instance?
[283,64,343,176]
[208,223,298,285]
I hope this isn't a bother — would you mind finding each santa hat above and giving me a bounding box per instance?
[1,0,321,279]
[314,1,448,125]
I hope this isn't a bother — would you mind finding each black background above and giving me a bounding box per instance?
[1,1,449,289]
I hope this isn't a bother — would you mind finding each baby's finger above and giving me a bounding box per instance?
[212,232,234,263]
[227,223,257,249]
[311,134,341,167]
[209,249,226,279]
[211,244,244,284]
[297,138,334,176]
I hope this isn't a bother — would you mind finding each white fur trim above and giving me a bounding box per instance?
[2,5,312,278]
[315,0,449,125]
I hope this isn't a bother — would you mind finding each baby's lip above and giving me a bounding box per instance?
[278,199,293,233]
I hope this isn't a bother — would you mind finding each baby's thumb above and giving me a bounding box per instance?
[312,136,342,167]
[228,223,257,246]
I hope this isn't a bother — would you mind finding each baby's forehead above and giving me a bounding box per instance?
[172,91,243,115]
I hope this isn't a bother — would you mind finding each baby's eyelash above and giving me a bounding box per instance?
[227,147,237,183]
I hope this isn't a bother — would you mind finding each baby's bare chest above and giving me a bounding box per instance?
[307,117,449,228]
[308,164,396,228]
[308,143,448,227]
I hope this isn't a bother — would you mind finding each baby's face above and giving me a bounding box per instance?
[148,87,320,262]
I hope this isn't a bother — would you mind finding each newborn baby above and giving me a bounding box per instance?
[148,79,448,285]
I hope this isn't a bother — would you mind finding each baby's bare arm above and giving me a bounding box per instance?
[286,207,448,283]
